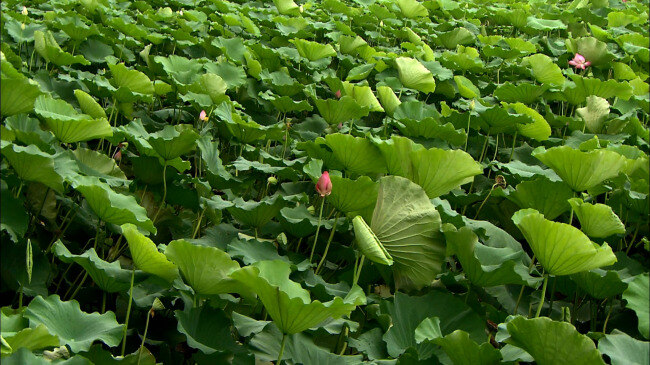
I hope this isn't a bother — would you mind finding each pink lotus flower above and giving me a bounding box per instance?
[335,90,341,98]
[199,110,207,121]
[316,171,332,197]
[568,53,591,70]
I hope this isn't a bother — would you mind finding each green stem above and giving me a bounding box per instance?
[277,333,287,365]
[18,286,23,308]
[121,267,136,357]
[352,255,365,287]
[315,213,341,275]
[68,272,88,301]
[464,112,471,151]
[546,276,557,317]
[535,274,549,318]
[309,197,326,263]
[602,299,613,333]
[102,292,107,314]
[152,164,168,224]
[473,185,496,219]
[477,132,490,164]
[192,208,205,239]
[137,309,152,365]
[514,255,536,315]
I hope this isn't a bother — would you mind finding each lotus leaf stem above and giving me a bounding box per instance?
[152,164,168,224]
[534,274,549,318]
[121,267,136,356]
[309,197,326,263]
[137,308,153,365]
[277,333,287,365]
[315,212,341,275]
[353,255,365,287]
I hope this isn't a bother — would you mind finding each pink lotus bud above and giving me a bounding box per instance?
[316,171,332,197]
[113,150,122,161]
[337,122,343,129]
[199,110,207,121]
[568,53,591,70]
[335,90,341,98]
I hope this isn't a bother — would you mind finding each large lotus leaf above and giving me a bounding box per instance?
[72,178,155,233]
[273,0,300,16]
[377,86,401,116]
[71,148,126,185]
[353,216,393,266]
[52,241,146,293]
[108,63,154,95]
[381,291,485,358]
[598,330,650,365]
[395,57,436,93]
[371,176,445,290]
[410,147,482,199]
[568,198,625,238]
[566,37,615,67]
[346,63,375,81]
[226,194,286,229]
[204,62,247,90]
[397,117,467,146]
[506,316,605,365]
[34,95,112,143]
[443,226,540,287]
[230,260,366,334]
[532,146,627,192]
[296,138,345,171]
[435,28,476,49]
[278,205,327,238]
[370,135,422,178]
[507,102,552,141]
[576,96,609,134]
[24,295,123,353]
[315,96,369,125]
[439,46,484,73]
[564,75,633,105]
[175,305,239,354]
[431,330,502,365]
[454,75,480,99]
[324,133,387,175]
[494,82,548,105]
[393,100,439,121]
[512,209,617,276]
[260,71,303,97]
[0,142,64,193]
[33,30,89,66]
[0,78,43,117]
[341,83,383,112]
[328,175,378,214]
[396,0,429,18]
[522,54,565,87]
[73,89,106,119]
[1,182,28,241]
[503,178,572,220]
[121,223,178,283]
[3,324,59,354]
[147,124,199,161]
[165,239,241,295]
[623,274,649,339]
[338,35,367,55]
[265,94,312,114]
[154,55,203,85]
[475,105,534,134]
[213,102,269,143]
[291,39,336,61]
[570,253,645,299]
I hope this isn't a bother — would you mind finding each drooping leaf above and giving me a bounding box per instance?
[506,316,605,365]
[353,216,393,266]
[34,95,112,143]
[622,274,649,339]
[165,239,241,295]
[502,178,573,220]
[24,295,123,353]
[410,147,482,199]
[230,260,365,334]
[395,57,436,93]
[371,176,445,290]
[52,241,146,293]
[0,142,65,193]
[598,330,650,365]
[532,146,628,192]
[512,209,617,276]
[568,198,626,238]
[121,223,178,283]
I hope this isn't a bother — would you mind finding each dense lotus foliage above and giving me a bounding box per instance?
[1,0,649,363]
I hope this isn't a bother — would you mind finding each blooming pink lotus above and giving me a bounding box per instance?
[568,53,591,70]
[316,171,332,197]
[199,110,207,121]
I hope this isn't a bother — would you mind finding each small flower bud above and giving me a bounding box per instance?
[22,6,28,15]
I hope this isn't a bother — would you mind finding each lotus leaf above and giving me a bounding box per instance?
[512,209,617,276]
[395,57,436,93]
[121,223,178,283]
